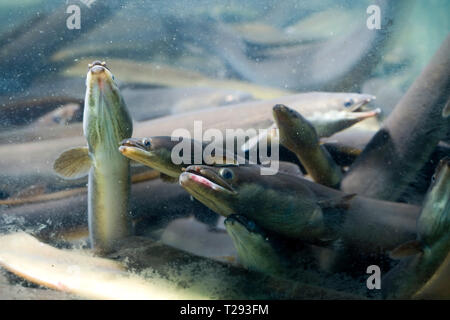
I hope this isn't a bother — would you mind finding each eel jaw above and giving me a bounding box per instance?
[86,63,114,91]
[180,166,236,195]
[346,108,381,120]
[179,167,236,217]
[118,144,179,178]
[118,145,152,165]
[348,95,376,112]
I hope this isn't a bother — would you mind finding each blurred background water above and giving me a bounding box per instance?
[0,0,448,119]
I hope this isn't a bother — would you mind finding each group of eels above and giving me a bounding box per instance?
[0,88,378,197]
[115,36,449,297]
[1,33,449,299]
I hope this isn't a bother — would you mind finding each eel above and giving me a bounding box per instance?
[53,61,133,251]
[383,157,450,299]
[272,104,343,187]
[341,34,450,201]
[0,232,364,299]
[179,164,421,253]
[224,214,341,277]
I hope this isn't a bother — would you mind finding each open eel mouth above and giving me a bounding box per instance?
[84,60,133,152]
[340,95,380,120]
[343,107,381,119]
[346,94,376,112]
[180,165,236,194]
[309,107,381,123]
[86,61,114,92]
[179,165,237,216]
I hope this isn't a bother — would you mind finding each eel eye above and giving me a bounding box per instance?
[431,175,436,183]
[142,138,151,148]
[219,168,234,180]
[344,99,354,107]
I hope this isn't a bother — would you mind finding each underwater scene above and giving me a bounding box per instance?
[0,0,449,300]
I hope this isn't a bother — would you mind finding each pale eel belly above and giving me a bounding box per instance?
[88,152,131,251]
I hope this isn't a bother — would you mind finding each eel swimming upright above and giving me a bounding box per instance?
[53,61,133,251]
[272,104,343,187]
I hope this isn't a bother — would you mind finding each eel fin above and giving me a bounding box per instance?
[389,240,423,260]
[317,193,356,210]
[53,147,91,180]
